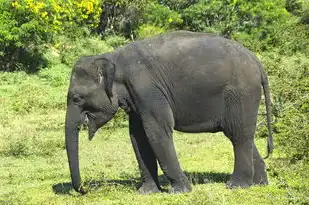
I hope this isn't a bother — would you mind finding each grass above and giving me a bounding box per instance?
[0,49,308,204]
[1,124,307,205]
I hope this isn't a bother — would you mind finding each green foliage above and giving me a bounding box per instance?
[181,0,292,40]
[98,0,154,38]
[260,52,309,161]
[137,24,165,39]
[275,108,309,161]
[0,0,102,71]
[0,71,27,86]
[38,64,71,87]
[3,132,64,157]
[181,1,234,34]
[142,3,183,29]
[104,35,130,48]
[159,0,199,11]
[10,82,65,114]
[55,36,114,67]
[301,0,309,24]
[286,0,304,15]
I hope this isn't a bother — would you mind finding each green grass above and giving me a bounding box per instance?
[0,68,308,204]
[1,125,308,205]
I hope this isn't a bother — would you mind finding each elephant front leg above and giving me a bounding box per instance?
[141,113,192,194]
[129,114,161,194]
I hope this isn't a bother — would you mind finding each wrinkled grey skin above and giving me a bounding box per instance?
[65,31,273,195]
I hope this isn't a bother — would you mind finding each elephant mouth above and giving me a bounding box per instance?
[80,112,98,141]
[83,113,89,126]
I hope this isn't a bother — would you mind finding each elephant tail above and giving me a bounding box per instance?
[261,69,274,159]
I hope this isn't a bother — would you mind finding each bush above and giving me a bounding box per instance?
[97,0,154,38]
[159,0,198,11]
[0,0,102,72]
[38,64,71,87]
[286,0,304,15]
[181,0,291,40]
[233,12,308,54]
[301,1,309,24]
[137,24,165,39]
[2,131,64,157]
[6,135,32,157]
[260,52,309,161]
[274,108,309,161]
[0,71,27,86]
[104,35,130,48]
[181,2,220,33]
[10,81,65,114]
[56,36,114,67]
[142,3,183,29]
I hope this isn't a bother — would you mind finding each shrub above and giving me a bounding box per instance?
[259,52,309,161]
[181,0,291,40]
[286,0,304,16]
[142,3,183,29]
[6,135,32,157]
[56,36,114,67]
[0,71,27,86]
[137,24,165,39]
[104,35,130,48]
[38,64,71,87]
[10,81,65,114]
[2,132,64,157]
[159,0,198,11]
[301,0,309,24]
[0,0,102,72]
[97,0,154,38]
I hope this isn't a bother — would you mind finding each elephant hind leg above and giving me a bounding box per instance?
[222,88,261,188]
[226,138,254,188]
[253,143,268,185]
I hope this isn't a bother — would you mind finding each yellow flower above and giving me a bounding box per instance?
[11,1,19,8]
[41,11,48,18]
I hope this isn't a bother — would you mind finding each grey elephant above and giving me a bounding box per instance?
[65,31,273,194]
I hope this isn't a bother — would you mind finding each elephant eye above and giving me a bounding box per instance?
[72,94,84,105]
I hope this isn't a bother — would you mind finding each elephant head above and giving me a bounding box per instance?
[65,55,118,194]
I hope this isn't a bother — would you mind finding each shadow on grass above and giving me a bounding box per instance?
[184,171,230,185]
[52,171,230,195]
[52,179,139,195]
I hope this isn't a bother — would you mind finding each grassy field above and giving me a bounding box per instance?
[0,70,308,205]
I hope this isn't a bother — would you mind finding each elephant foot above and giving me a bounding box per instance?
[226,177,253,189]
[169,178,192,194]
[253,158,268,185]
[138,182,161,194]
[253,171,268,185]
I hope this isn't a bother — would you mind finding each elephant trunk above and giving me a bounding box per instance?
[65,105,86,194]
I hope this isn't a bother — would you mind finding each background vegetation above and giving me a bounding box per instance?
[0,0,308,204]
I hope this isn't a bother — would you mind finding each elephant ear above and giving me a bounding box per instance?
[94,56,115,100]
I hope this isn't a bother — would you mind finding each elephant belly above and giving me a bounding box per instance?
[173,94,224,133]
[174,120,222,133]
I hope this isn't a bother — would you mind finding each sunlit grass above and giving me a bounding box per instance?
[0,124,302,205]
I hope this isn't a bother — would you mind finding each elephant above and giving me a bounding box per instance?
[65,30,273,195]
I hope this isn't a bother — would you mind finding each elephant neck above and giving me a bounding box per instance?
[115,82,133,114]
[112,53,135,114]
